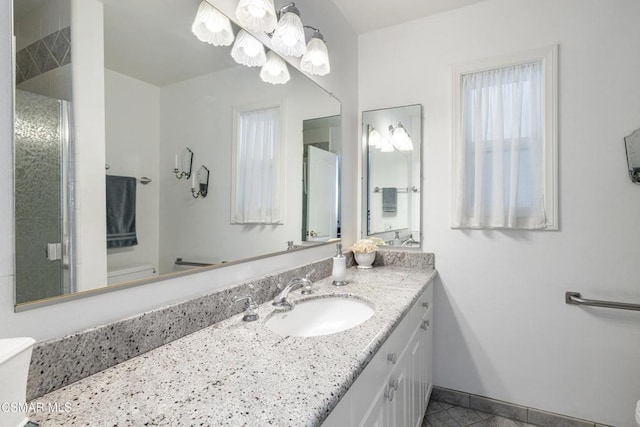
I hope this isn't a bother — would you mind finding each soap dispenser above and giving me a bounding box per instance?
[332,243,347,286]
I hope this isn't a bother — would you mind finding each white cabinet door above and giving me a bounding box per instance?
[388,329,413,427]
[323,282,434,427]
[421,315,434,414]
[358,381,389,427]
[409,323,425,427]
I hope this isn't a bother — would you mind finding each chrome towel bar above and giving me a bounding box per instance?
[175,258,213,267]
[565,292,640,312]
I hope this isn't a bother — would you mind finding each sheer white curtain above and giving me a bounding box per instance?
[233,106,281,224]
[453,61,547,229]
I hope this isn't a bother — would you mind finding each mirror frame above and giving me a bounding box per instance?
[361,104,423,249]
[12,1,342,311]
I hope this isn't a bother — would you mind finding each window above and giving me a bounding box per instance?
[452,46,558,229]
[231,105,282,224]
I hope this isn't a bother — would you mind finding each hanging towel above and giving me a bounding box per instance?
[382,187,397,213]
[106,175,138,248]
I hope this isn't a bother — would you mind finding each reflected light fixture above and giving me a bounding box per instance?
[236,0,278,33]
[231,30,267,67]
[379,139,395,152]
[368,127,383,148]
[192,1,235,46]
[389,122,414,151]
[260,51,290,84]
[300,27,330,76]
[271,3,306,58]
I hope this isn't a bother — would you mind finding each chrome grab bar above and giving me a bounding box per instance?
[565,292,640,312]
[175,258,214,267]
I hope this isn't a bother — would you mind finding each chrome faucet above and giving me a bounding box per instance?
[401,237,418,246]
[272,270,315,307]
[232,295,259,321]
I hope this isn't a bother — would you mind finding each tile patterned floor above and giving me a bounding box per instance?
[423,400,539,427]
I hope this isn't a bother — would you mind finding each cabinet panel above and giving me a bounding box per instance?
[358,382,389,427]
[323,281,434,427]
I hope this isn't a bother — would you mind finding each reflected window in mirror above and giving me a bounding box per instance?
[12,0,341,308]
[232,105,282,224]
[362,105,422,248]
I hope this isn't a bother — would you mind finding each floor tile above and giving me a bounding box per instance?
[426,409,462,427]
[448,406,482,426]
[433,387,471,407]
[438,401,455,410]
[427,400,445,414]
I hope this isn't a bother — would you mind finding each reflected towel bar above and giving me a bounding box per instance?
[175,258,213,267]
[373,186,419,193]
[565,292,640,312]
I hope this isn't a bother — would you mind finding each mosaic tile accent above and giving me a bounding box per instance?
[27,251,434,401]
[16,27,71,85]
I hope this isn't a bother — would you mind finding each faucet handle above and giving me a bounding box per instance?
[232,295,259,322]
[304,269,316,282]
[301,269,316,295]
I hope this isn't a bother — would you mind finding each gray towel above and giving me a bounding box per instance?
[106,175,138,248]
[382,187,397,213]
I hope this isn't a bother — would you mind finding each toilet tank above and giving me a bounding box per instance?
[107,264,156,285]
[0,337,35,427]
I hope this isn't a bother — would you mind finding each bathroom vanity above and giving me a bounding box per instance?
[27,263,435,426]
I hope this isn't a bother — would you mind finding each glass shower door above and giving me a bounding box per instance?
[14,89,71,303]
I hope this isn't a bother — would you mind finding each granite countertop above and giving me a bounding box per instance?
[29,265,436,426]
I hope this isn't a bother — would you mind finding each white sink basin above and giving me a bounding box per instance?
[266,297,374,337]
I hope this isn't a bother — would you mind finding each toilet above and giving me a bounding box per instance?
[0,337,36,427]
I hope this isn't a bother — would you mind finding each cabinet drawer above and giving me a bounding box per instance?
[350,282,433,422]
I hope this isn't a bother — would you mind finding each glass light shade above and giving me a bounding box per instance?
[236,0,278,33]
[300,36,330,76]
[260,51,290,85]
[271,12,306,57]
[380,140,395,152]
[368,128,383,147]
[231,30,267,67]
[390,125,414,151]
[191,1,234,46]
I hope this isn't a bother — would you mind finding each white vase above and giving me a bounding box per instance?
[354,251,376,269]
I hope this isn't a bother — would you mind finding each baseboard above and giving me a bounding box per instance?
[431,386,611,427]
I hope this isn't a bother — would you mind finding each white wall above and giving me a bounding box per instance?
[158,66,338,273]
[14,0,70,51]
[0,0,357,342]
[105,69,160,274]
[359,1,640,426]
[71,0,107,292]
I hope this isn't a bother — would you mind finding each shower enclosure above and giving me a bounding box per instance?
[14,89,73,303]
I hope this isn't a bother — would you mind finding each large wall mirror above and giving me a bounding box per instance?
[13,0,341,306]
[362,105,421,247]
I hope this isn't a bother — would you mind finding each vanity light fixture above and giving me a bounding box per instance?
[235,0,277,33]
[260,51,290,84]
[271,3,306,58]
[231,30,267,67]
[191,1,235,46]
[300,26,330,76]
[389,122,414,151]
